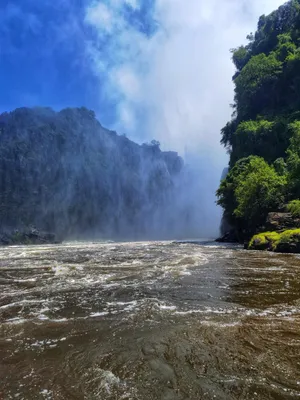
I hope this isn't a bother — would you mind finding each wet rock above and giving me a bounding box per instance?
[274,230,300,253]
[0,228,61,246]
[215,230,238,243]
[248,229,300,253]
[275,240,300,253]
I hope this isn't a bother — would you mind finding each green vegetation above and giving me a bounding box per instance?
[217,0,300,241]
[249,229,300,253]
[248,231,280,250]
[286,200,300,217]
[217,156,286,239]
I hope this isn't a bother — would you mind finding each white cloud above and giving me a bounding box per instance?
[84,0,287,236]
[85,2,114,34]
[84,0,286,152]
[251,0,288,17]
[113,66,141,101]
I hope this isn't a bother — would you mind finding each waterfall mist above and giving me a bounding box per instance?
[0,0,287,241]
[83,0,286,239]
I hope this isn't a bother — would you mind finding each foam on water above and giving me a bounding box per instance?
[1,241,300,399]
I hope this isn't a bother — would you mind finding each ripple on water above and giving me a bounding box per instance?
[1,241,300,399]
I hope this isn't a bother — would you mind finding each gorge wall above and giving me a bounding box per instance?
[217,0,300,241]
[0,107,192,240]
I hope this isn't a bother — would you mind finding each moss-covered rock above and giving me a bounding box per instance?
[248,231,280,251]
[248,229,300,253]
[275,229,300,253]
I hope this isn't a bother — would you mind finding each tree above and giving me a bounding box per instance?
[231,46,250,71]
[234,158,286,226]
[234,53,282,119]
[230,118,292,165]
[287,121,300,197]
[217,156,286,237]
[218,1,300,241]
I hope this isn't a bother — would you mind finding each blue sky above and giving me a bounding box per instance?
[0,0,286,234]
[0,1,109,121]
[0,0,156,128]
[0,0,286,142]
[0,0,287,240]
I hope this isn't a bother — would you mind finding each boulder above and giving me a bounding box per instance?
[266,212,300,232]
[248,229,300,253]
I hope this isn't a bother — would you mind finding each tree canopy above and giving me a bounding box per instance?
[217,0,300,239]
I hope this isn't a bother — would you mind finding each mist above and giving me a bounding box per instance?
[84,0,287,238]
[0,0,287,241]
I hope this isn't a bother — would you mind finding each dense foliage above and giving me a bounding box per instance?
[0,107,184,239]
[217,0,300,239]
[286,199,300,217]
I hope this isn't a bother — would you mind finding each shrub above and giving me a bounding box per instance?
[286,200,300,217]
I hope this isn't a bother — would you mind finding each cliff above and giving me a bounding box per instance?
[217,0,300,246]
[0,107,184,241]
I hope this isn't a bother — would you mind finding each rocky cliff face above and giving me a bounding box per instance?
[218,167,234,240]
[266,212,300,232]
[0,107,185,240]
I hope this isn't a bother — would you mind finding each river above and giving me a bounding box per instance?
[0,241,300,399]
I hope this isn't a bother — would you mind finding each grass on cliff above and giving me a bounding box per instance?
[249,229,300,252]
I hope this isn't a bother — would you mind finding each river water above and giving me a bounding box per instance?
[0,241,300,399]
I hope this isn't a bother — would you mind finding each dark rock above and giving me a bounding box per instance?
[220,167,229,181]
[274,230,300,253]
[275,241,300,253]
[0,229,60,246]
[220,215,232,237]
[266,212,300,232]
[0,107,185,240]
[219,168,230,237]
[216,230,238,243]
[244,241,249,249]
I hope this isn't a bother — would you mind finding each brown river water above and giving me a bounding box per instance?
[0,241,300,400]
